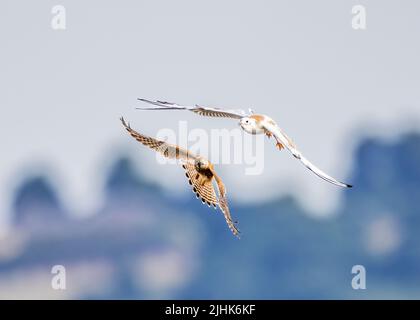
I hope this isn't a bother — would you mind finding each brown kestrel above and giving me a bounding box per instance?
[120,117,240,238]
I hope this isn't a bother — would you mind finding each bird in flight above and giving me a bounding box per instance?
[136,98,352,188]
[120,117,240,237]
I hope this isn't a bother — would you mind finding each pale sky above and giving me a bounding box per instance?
[1,0,420,233]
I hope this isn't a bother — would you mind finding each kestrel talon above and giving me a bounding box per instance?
[137,98,352,188]
[120,117,240,238]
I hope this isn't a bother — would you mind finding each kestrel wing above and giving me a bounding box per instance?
[137,98,248,119]
[212,172,240,238]
[183,163,218,208]
[121,117,197,162]
[183,164,239,237]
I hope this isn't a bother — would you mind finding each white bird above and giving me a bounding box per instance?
[137,98,352,188]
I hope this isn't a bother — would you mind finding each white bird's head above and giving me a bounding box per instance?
[239,116,259,134]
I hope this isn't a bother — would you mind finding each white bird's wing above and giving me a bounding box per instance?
[262,121,352,188]
[137,98,249,119]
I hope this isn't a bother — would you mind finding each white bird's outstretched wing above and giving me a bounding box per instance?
[137,98,249,119]
[262,121,352,188]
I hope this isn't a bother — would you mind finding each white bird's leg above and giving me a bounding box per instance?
[274,136,284,150]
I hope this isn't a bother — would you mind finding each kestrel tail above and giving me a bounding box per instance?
[136,98,352,188]
[120,117,240,238]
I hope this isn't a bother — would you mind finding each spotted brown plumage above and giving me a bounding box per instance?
[183,163,218,208]
[120,117,193,161]
[120,117,240,237]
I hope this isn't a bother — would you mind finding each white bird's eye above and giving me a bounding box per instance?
[245,120,249,124]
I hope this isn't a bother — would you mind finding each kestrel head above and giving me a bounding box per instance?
[239,116,259,134]
[195,157,210,170]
